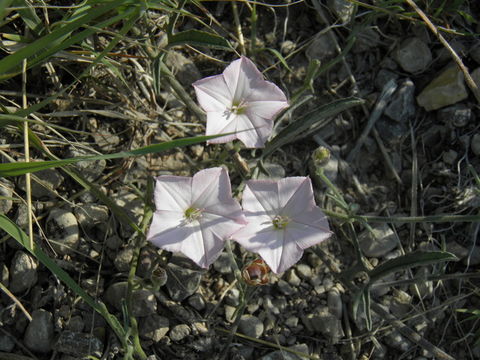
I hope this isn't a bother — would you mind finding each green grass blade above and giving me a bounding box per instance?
[167,29,232,50]
[369,251,457,284]
[262,97,364,158]
[0,133,233,176]
[0,0,132,79]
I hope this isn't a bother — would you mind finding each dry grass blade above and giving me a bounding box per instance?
[404,0,480,104]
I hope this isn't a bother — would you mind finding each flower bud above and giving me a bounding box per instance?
[242,259,270,286]
[311,146,331,167]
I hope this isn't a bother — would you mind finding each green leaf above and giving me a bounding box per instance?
[0,133,229,177]
[12,0,43,34]
[262,97,364,158]
[261,48,292,72]
[369,251,457,284]
[167,29,232,50]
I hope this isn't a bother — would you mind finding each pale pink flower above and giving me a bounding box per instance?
[232,177,331,274]
[193,56,289,148]
[147,168,247,268]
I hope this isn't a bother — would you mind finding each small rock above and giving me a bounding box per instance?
[188,293,206,311]
[19,168,64,199]
[9,250,38,294]
[260,343,310,360]
[54,330,103,358]
[375,69,399,91]
[409,267,433,298]
[384,79,416,122]
[74,203,109,229]
[470,41,480,64]
[105,235,123,250]
[328,0,354,23]
[442,149,457,165]
[471,133,480,156]
[358,223,397,258]
[213,252,232,274]
[165,51,201,86]
[375,117,409,146]
[446,241,469,260]
[0,333,15,352]
[353,27,381,53]
[285,316,299,328]
[286,269,301,287]
[306,32,337,61]
[390,290,412,318]
[46,209,80,255]
[417,65,468,111]
[295,264,312,279]
[139,314,169,342]
[114,248,134,272]
[437,104,472,127]
[226,288,240,307]
[394,37,432,73]
[302,306,343,344]
[280,40,296,55]
[238,315,264,338]
[277,279,295,296]
[24,309,54,353]
[68,147,106,182]
[104,282,157,316]
[327,288,342,319]
[224,305,236,323]
[386,331,410,352]
[92,127,120,152]
[0,178,13,214]
[169,324,191,342]
[66,315,84,332]
[165,260,203,302]
[463,246,480,266]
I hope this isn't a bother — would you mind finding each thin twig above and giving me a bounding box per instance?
[22,59,33,250]
[405,0,480,104]
[231,1,246,55]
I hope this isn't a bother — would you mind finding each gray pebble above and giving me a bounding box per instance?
[327,0,354,23]
[24,309,54,353]
[140,314,169,342]
[385,79,416,123]
[0,333,15,352]
[471,133,480,156]
[213,252,232,274]
[104,282,157,317]
[301,306,343,344]
[260,343,310,360]
[114,247,134,272]
[187,293,206,311]
[226,288,240,307]
[54,330,103,358]
[19,168,64,199]
[165,51,201,86]
[66,315,84,332]
[105,235,123,250]
[327,288,343,320]
[442,149,458,165]
[285,316,299,328]
[0,178,13,214]
[417,65,468,111]
[68,147,106,182]
[239,315,264,338]
[359,223,397,258]
[9,250,38,294]
[295,264,312,279]
[437,104,472,127]
[277,279,295,296]
[224,305,236,323]
[46,209,79,255]
[394,37,432,73]
[386,331,410,352]
[169,324,191,342]
[74,203,109,229]
[286,269,301,287]
[165,261,203,302]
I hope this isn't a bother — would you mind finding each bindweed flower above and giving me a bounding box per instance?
[193,56,289,148]
[146,168,247,268]
[232,177,331,274]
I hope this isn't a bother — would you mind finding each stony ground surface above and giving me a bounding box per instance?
[1,1,480,359]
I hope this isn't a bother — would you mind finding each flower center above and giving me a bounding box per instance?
[272,215,290,229]
[184,207,202,222]
[223,100,247,120]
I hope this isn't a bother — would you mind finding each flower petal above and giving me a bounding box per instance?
[154,176,192,211]
[223,56,264,102]
[242,180,280,217]
[287,214,332,250]
[258,231,304,274]
[245,79,288,103]
[193,74,232,111]
[278,177,316,218]
[205,111,239,144]
[246,99,289,120]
